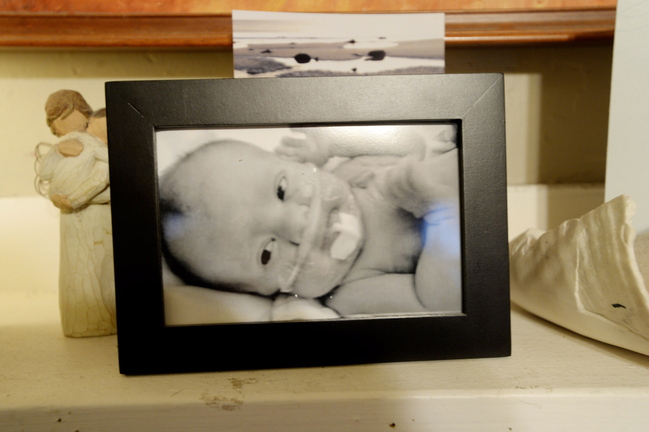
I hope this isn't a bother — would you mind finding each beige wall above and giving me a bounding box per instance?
[0,49,233,197]
[447,42,613,185]
[0,42,612,197]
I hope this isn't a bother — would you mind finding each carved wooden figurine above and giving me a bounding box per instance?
[35,90,115,337]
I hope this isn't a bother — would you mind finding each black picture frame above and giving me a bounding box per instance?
[106,74,510,375]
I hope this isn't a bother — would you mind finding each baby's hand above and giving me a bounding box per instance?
[275,130,330,166]
[270,295,340,321]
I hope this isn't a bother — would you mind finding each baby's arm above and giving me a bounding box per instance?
[276,126,430,166]
[375,148,459,218]
[325,274,428,317]
[326,227,462,317]
[415,204,463,312]
[373,149,463,312]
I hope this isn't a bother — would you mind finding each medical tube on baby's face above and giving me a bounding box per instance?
[277,179,324,292]
[275,165,363,298]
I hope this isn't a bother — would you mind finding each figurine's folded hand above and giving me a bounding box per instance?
[50,193,73,211]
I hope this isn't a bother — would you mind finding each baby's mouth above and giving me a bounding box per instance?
[278,173,362,293]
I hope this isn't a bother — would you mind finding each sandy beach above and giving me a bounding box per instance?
[234,38,444,77]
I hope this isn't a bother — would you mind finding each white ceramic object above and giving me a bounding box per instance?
[36,90,115,337]
[38,134,115,337]
[510,194,649,356]
[58,203,115,336]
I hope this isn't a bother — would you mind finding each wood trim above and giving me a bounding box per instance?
[0,8,616,48]
[0,15,233,48]
[446,9,616,45]
[0,0,617,15]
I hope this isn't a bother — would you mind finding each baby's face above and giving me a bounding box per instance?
[162,141,363,298]
[87,116,107,144]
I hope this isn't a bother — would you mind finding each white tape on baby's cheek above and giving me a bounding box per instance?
[330,213,361,260]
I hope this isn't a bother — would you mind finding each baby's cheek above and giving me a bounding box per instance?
[291,252,350,298]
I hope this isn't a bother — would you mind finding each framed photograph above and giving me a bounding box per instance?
[106,74,510,375]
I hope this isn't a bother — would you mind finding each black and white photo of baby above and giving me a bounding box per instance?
[157,124,461,325]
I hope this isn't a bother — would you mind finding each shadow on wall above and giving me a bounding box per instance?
[446,41,613,186]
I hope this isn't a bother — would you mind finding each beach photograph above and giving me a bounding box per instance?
[232,11,445,78]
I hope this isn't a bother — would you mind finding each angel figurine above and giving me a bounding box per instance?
[35,90,115,337]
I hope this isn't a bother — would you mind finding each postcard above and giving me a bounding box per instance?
[232,10,445,78]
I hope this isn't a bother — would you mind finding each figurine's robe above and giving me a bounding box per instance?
[38,131,115,336]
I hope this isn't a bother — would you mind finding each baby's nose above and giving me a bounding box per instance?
[279,201,310,245]
[291,180,315,206]
[280,177,320,244]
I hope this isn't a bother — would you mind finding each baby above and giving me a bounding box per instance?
[159,127,461,318]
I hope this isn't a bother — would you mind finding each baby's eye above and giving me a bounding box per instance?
[276,177,287,201]
[261,239,276,265]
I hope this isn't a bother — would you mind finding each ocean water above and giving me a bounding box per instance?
[234,36,443,77]
[234,56,444,78]
[234,37,444,78]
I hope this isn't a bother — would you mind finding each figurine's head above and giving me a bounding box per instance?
[45,89,93,137]
[87,109,107,144]
[159,140,364,299]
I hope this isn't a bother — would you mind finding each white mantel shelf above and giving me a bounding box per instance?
[3,190,649,431]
